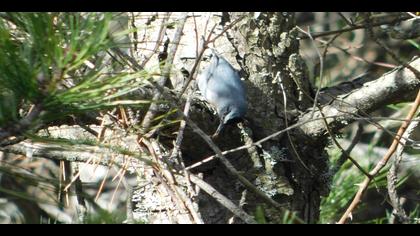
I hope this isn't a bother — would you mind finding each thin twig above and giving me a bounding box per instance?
[301,29,370,177]
[387,118,419,224]
[130,12,138,53]
[295,25,367,177]
[338,89,420,224]
[406,12,419,20]
[150,81,287,213]
[206,15,245,45]
[151,139,196,223]
[146,138,202,224]
[321,32,342,62]
[296,26,324,119]
[299,56,420,142]
[337,13,354,27]
[192,12,199,59]
[177,19,218,99]
[278,72,312,173]
[140,12,188,133]
[188,174,257,224]
[140,13,171,68]
[299,15,411,39]
[185,115,362,171]
[319,109,370,177]
[94,155,114,201]
[317,38,397,69]
[72,163,87,223]
[169,94,197,199]
[109,160,128,210]
[330,122,364,175]
[178,14,245,98]
[364,13,420,80]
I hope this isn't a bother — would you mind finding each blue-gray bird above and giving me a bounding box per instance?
[197,50,247,138]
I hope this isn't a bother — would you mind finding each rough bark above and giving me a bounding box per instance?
[182,13,420,223]
[3,12,419,224]
[227,12,327,223]
[182,12,327,223]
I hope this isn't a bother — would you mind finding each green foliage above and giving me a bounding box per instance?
[84,210,128,224]
[408,204,420,223]
[0,90,19,125]
[320,146,410,224]
[407,39,419,50]
[253,205,304,224]
[254,205,267,224]
[0,12,151,128]
[84,209,146,224]
[280,210,303,224]
[386,102,410,111]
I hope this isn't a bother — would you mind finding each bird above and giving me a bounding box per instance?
[197,49,247,138]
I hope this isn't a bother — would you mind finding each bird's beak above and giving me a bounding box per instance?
[211,123,225,139]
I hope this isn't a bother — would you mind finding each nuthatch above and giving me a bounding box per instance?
[197,49,247,138]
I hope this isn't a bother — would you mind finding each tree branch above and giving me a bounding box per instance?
[0,141,152,168]
[188,174,257,224]
[338,89,420,224]
[299,14,411,39]
[299,57,420,142]
[387,118,419,224]
[140,12,188,133]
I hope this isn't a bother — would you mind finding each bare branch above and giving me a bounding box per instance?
[0,141,153,168]
[299,14,411,39]
[363,13,420,80]
[188,174,257,224]
[299,57,420,142]
[338,89,420,224]
[330,122,364,175]
[149,79,287,213]
[387,118,419,224]
[140,12,188,133]
[140,13,171,67]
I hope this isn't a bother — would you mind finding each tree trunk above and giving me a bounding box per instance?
[180,12,330,223]
[130,12,420,224]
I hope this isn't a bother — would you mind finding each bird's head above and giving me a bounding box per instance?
[223,110,245,126]
[212,108,246,139]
